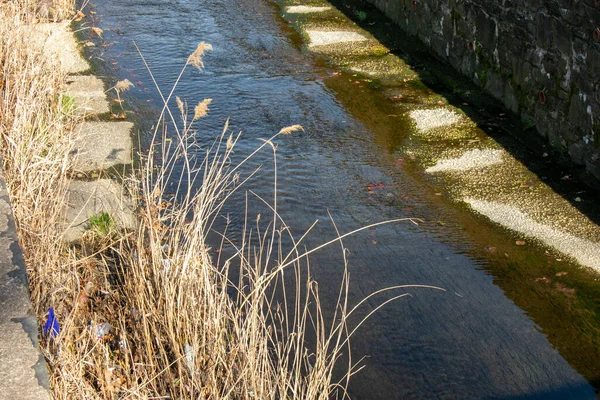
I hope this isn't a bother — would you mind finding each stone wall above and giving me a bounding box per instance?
[364,0,600,180]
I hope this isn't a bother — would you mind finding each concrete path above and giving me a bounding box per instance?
[0,173,50,399]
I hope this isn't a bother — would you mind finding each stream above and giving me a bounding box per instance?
[83,0,598,398]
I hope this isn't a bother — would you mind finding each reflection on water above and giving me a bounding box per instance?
[85,0,596,398]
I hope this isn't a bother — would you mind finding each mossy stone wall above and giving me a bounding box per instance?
[365,0,600,180]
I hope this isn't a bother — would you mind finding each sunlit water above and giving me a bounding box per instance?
[85,0,596,398]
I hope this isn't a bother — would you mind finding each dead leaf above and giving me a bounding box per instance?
[91,26,103,37]
[515,240,525,246]
[74,10,86,22]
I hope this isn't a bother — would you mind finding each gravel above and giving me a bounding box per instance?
[306,30,368,47]
[465,198,600,271]
[286,6,331,13]
[426,149,505,173]
[409,108,462,132]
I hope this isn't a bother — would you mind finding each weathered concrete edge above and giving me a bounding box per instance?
[0,168,50,399]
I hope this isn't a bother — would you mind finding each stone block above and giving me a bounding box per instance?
[30,22,89,74]
[64,75,110,116]
[62,179,137,242]
[71,122,133,172]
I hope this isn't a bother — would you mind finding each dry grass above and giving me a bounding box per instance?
[0,0,77,308]
[0,2,440,399]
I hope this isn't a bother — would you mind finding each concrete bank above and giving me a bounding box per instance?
[0,173,49,399]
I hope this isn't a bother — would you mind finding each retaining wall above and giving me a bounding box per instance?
[364,0,600,180]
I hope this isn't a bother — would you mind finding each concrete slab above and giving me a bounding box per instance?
[306,30,368,47]
[64,75,110,116]
[62,179,137,242]
[426,149,505,173]
[465,198,600,271]
[30,22,89,74]
[71,122,133,172]
[0,175,50,399]
[286,6,331,14]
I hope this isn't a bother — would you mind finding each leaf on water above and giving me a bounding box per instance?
[278,125,304,135]
[515,240,526,246]
[74,10,85,22]
[91,27,103,38]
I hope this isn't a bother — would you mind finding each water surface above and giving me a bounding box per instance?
[84,0,596,398]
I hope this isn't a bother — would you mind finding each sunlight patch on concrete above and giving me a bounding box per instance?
[465,198,600,271]
[426,149,505,173]
[306,30,368,47]
[286,6,331,14]
[409,108,462,132]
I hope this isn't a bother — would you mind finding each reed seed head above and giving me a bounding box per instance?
[176,96,185,116]
[278,125,304,135]
[188,42,213,71]
[193,98,212,120]
[115,79,133,93]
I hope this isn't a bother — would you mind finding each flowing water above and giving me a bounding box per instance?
[84,0,598,398]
